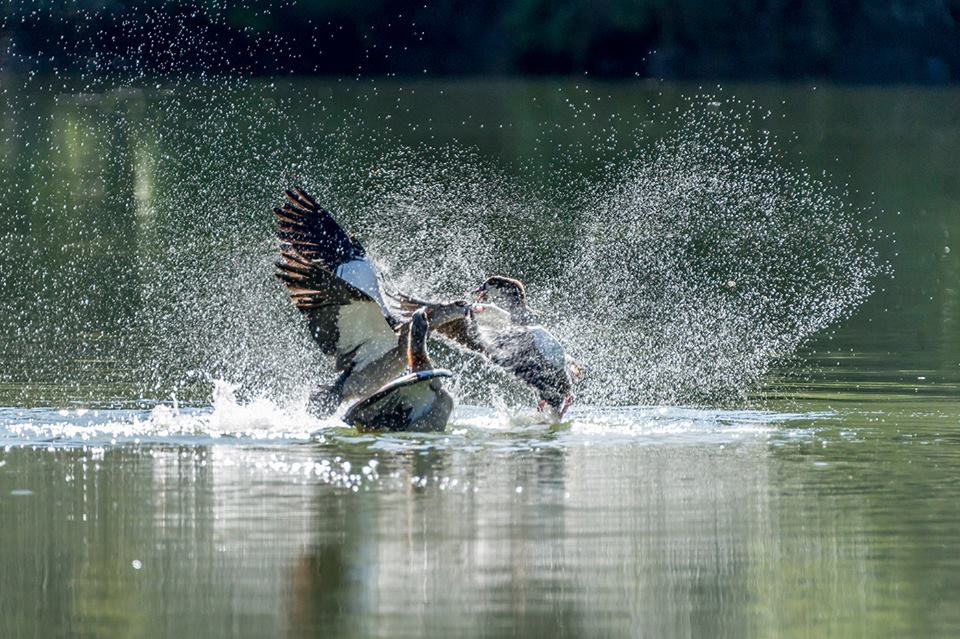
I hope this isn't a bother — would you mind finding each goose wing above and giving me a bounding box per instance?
[276,248,398,375]
[276,187,390,312]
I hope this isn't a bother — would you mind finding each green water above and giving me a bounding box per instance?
[0,78,959,638]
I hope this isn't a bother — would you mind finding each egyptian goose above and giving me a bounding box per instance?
[393,276,580,419]
[274,187,473,414]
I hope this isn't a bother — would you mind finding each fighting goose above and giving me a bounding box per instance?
[392,276,581,419]
[343,307,454,432]
[274,187,474,413]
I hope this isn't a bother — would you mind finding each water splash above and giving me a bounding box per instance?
[0,388,822,452]
[0,90,883,409]
[328,104,882,406]
[0,381,325,446]
[555,102,881,404]
[0,5,883,411]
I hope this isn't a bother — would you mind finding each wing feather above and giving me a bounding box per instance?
[275,186,391,314]
[274,187,365,271]
[275,247,397,373]
[274,187,404,375]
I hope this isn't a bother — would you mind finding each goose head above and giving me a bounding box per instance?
[471,276,535,323]
[426,299,482,326]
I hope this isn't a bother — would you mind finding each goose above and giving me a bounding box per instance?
[392,276,581,419]
[343,307,454,432]
[274,187,475,414]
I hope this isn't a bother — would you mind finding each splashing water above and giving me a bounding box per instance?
[0,88,882,410]
[0,377,824,452]
[557,103,881,405]
[0,4,883,412]
[326,105,881,407]
[0,381,325,446]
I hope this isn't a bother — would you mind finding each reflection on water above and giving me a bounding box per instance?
[2,401,960,637]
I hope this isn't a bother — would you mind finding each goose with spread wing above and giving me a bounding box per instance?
[274,187,474,414]
[392,276,581,419]
[343,307,454,432]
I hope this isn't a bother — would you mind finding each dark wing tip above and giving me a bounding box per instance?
[286,186,319,212]
[292,186,317,206]
[273,187,363,271]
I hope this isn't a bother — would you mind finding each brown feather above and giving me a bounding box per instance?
[285,190,312,211]
[292,187,318,207]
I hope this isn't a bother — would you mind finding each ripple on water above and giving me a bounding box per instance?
[0,380,827,451]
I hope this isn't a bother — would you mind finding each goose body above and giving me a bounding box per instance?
[343,308,454,432]
[343,370,454,432]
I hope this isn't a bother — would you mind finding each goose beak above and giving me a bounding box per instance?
[470,303,485,314]
[470,286,487,302]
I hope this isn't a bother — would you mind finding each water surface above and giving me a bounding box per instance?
[1,78,959,638]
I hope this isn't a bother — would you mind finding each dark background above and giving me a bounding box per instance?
[2,0,960,83]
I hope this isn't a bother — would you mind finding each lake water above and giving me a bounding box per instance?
[1,77,958,638]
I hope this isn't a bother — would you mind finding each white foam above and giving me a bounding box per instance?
[0,381,336,446]
[0,389,826,451]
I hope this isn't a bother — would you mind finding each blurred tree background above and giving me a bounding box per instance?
[1,0,959,82]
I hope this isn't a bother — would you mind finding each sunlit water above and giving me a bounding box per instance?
[1,70,959,639]
[3,395,960,638]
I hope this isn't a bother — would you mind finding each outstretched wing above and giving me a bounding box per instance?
[276,187,389,311]
[276,248,398,374]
